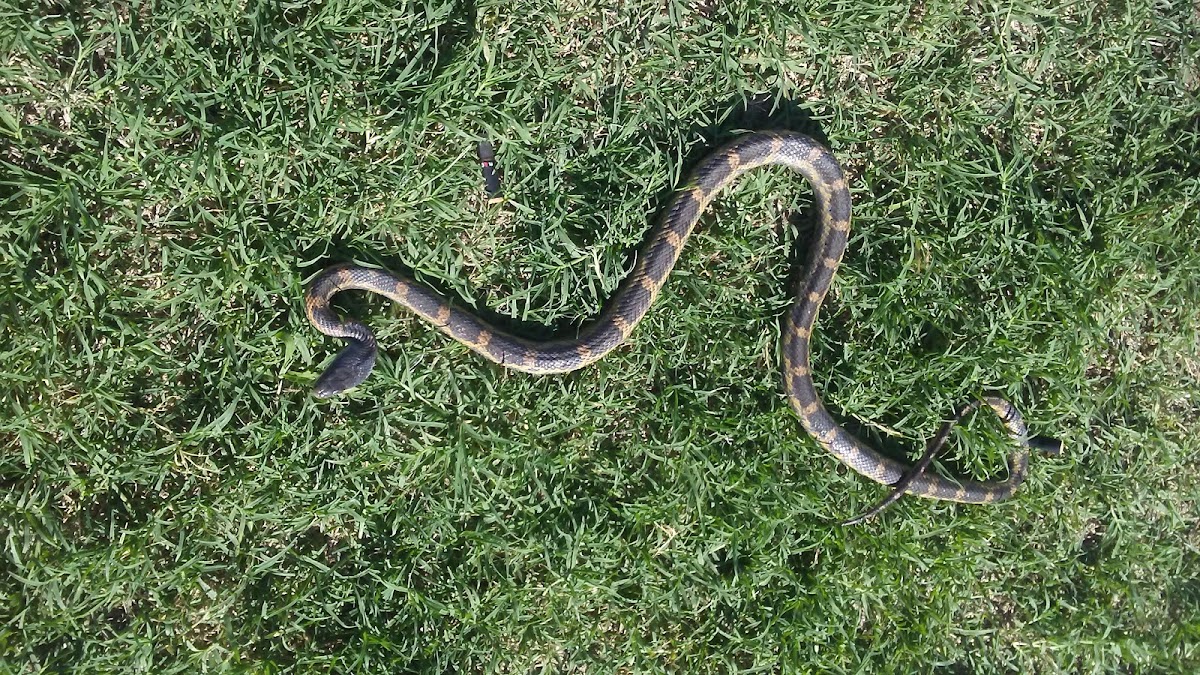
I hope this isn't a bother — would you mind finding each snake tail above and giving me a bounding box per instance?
[841,396,1064,525]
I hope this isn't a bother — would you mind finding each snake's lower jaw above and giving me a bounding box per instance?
[312,340,378,398]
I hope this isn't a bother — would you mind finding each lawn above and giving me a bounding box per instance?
[2,0,1198,671]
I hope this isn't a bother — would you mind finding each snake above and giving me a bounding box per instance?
[304,131,1061,520]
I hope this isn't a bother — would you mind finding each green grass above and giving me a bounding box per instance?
[2,0,1198,671]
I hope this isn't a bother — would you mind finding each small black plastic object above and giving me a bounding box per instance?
[478,140,501,197]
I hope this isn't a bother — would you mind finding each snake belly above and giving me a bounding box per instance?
[305,131,1043,505]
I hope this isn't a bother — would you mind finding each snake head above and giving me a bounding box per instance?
[312,339,378,398]
[1030,435,1064,456]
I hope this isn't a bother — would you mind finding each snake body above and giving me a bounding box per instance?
[306,131,1059,509]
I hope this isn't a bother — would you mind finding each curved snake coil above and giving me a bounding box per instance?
[305,131,1061,518]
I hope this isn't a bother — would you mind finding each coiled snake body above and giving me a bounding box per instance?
[305,131,1060,518]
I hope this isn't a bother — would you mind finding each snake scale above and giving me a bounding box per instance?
[305,131,1061,518]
